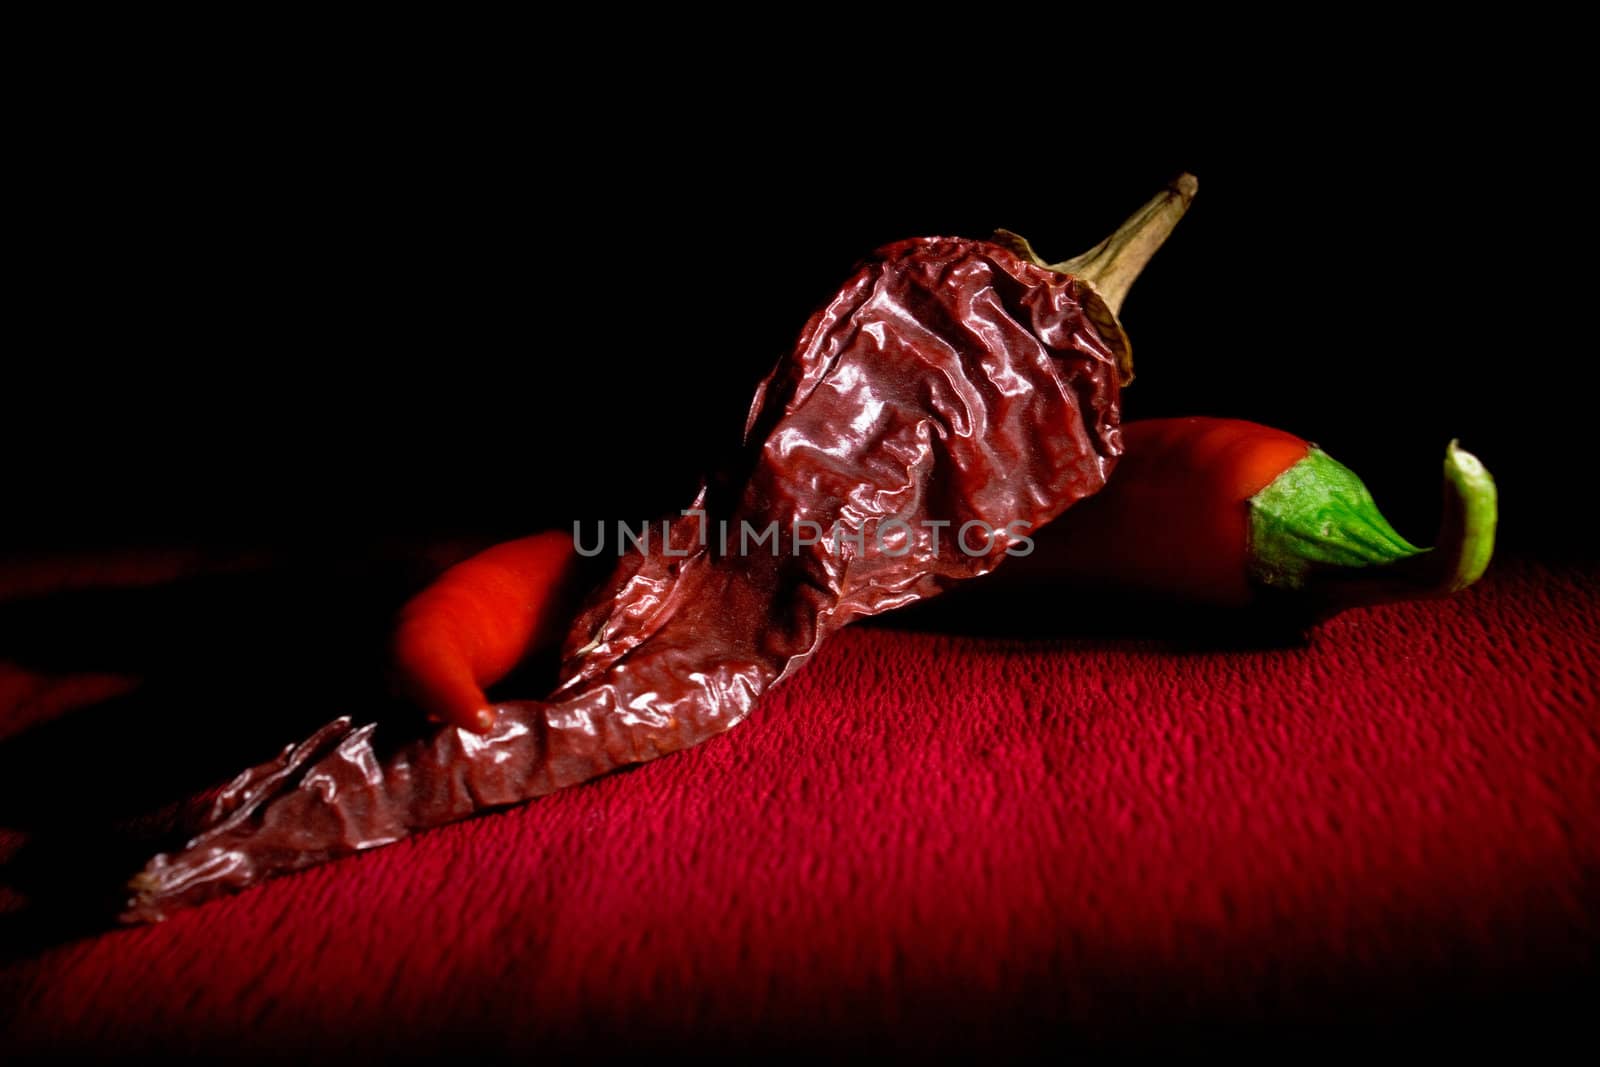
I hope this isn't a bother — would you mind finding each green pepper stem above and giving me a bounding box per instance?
[1271,441,1498,617]
[1429,441,1498,592]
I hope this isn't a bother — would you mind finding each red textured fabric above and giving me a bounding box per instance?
[1,555,1597,1059]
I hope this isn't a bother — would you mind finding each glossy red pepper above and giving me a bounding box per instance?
[985,416,1497,615]
[391,532,581,734]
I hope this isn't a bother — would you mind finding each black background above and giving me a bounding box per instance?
[6,73,1591,560]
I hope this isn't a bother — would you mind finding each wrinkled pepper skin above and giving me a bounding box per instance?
[124,237,1125,921]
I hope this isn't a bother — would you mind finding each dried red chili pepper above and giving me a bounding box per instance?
[121,177,1197,921]
[978,416,1497,614]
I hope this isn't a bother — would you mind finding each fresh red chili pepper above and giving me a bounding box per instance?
[391,532,582,734]
[123,177,1196,921]
[988,416,1497,614]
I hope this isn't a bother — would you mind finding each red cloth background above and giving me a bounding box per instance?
[0,552,1596,1060]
